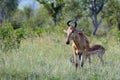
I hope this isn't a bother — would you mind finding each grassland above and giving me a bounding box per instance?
[0,32,120,80]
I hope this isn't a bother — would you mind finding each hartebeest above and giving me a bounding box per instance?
[86,44,105,65]
[64,20,89,69]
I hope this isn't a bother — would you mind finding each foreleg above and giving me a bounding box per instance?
[74,54,79,70]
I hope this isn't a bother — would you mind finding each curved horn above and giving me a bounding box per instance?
[73,17,77,28]
[67,20,73,26]
[74,21,77,28]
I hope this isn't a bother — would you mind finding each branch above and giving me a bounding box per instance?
[96,0,105,14]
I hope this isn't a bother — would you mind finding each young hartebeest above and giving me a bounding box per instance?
[64,20,89,69]
[86,44,105,65]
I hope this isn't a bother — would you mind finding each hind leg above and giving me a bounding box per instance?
[98,54,104,65]
[88,56,91,65]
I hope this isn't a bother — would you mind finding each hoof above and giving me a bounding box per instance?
[76,63,78,70]
[80,62,84,67]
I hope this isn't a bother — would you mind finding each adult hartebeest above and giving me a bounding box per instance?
[86,44,105,65]
[64,20,89,69]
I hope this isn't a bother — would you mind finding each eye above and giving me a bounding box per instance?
[72,30,74,33]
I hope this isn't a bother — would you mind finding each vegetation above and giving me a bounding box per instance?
[0,0,120,79]
[0,32,120,80]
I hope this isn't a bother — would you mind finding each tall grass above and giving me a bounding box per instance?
[0,31,120,80]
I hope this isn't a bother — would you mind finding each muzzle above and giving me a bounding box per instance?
[66,41,70,44]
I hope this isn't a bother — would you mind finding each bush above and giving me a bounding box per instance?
[0,23,25,53]
[116,31,120,42]
[115,30,120,42]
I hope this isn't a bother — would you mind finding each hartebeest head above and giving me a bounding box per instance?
[64,20,77,44]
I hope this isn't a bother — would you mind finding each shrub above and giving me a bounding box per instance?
[115,30,120,42]
[0,23,25,53]
[116,30,120,42]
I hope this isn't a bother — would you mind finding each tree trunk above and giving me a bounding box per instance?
[53,16,57,26]
[92,13,99,35]
[0,7,6,25]
[53,18,57,26]
[0,6,4,26]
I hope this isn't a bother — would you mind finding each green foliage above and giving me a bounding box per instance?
[24,7,33,19]
[78,17,92,36]
[34,7,52,27]
[0,0,18,20]
[0,23,25,53]
[100,38,108,46]
[0,0,120,52]
[103,0,120,28]
[0,23,15,52]
[63,0,83,19]
[36,0,64,25]
[115,30,120,42]
[15,28,27,46]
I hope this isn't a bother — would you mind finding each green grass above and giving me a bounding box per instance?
[0,33,120,80]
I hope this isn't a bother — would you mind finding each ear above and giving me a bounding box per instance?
[63,30,67,33]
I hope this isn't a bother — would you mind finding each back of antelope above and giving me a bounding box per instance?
[86,44,105,65]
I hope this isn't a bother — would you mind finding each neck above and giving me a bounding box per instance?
[73,31,82,50]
